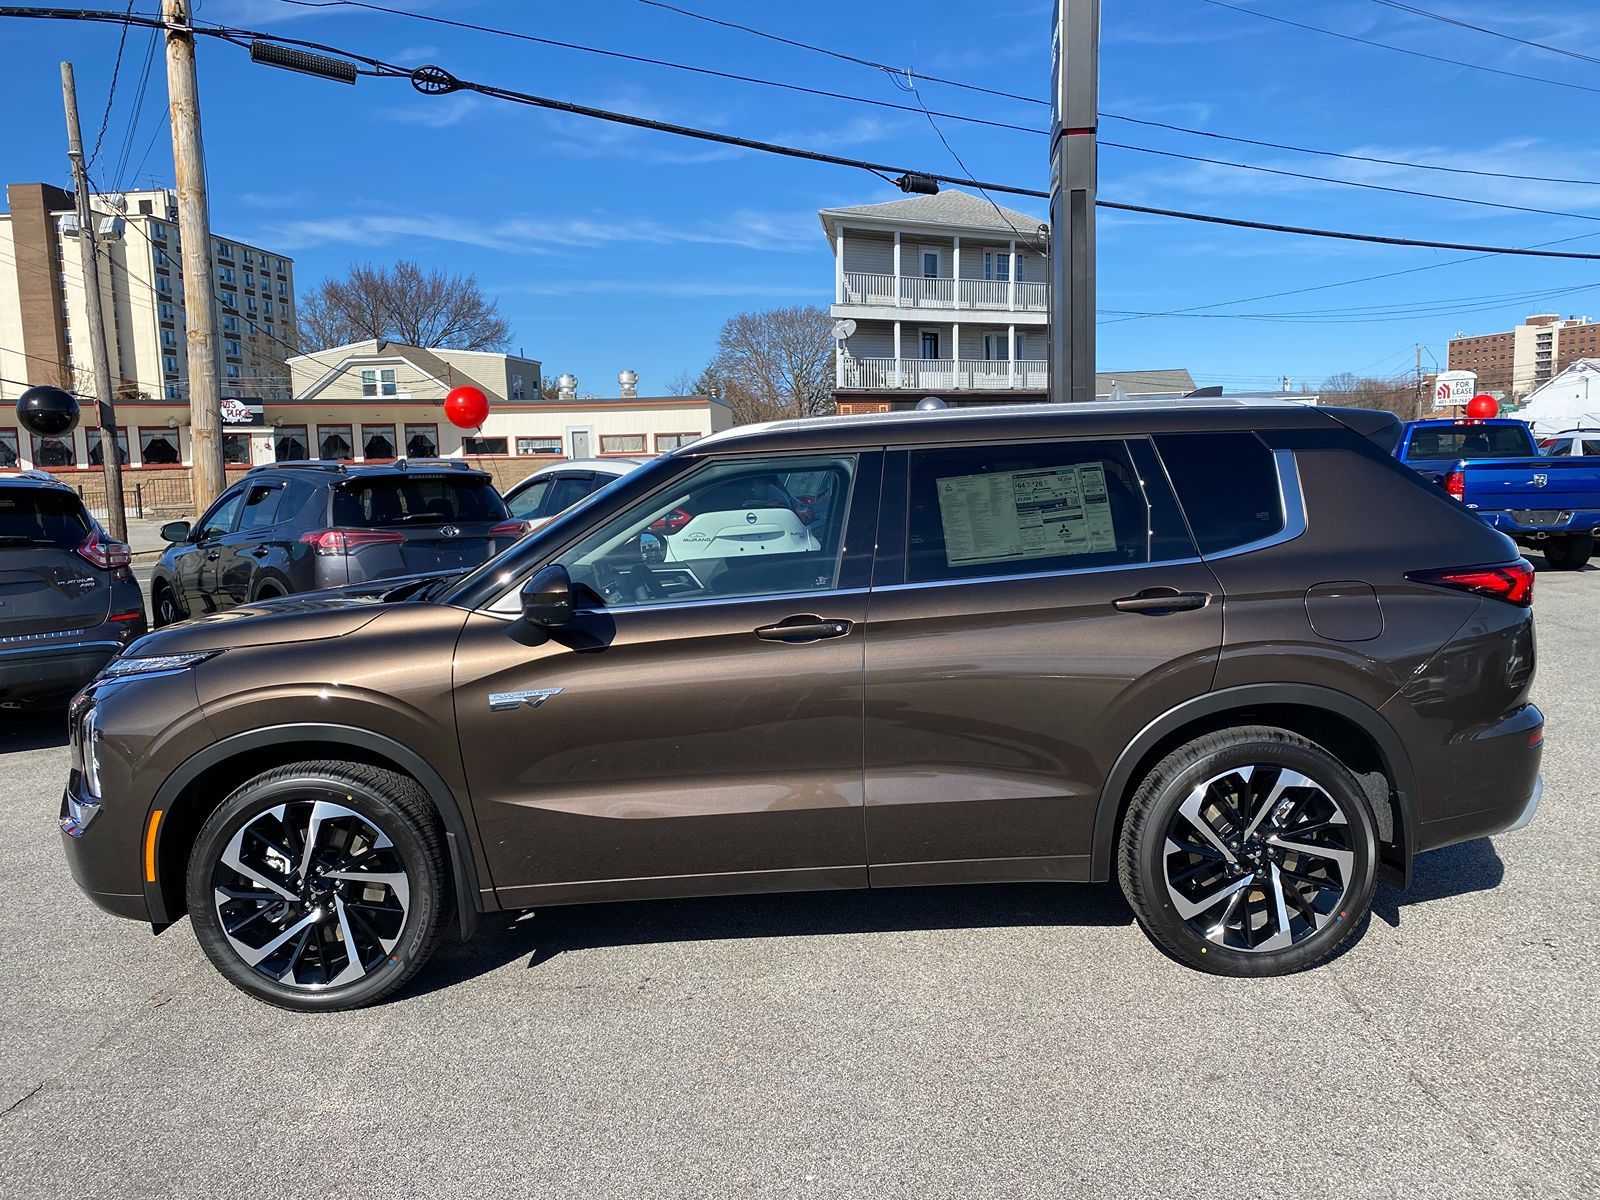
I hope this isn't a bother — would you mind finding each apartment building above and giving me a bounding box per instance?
[1448,312,1600,398]
[821,189,1197,412]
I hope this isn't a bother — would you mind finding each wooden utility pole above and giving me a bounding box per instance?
[163,0,223,510]
[1415,344,1424,420]
[60,61,128,541]
[1049,0,1100,405]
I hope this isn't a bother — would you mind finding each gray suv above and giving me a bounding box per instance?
[149,459,526,624]
[62,401,1543,1010]
[0,471,146,706]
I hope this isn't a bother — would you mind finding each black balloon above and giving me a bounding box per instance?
[16,385,81,437]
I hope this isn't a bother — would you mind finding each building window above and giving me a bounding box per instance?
[462,436,508,454]
[224,338,242,357]
[31,434,77,469]
[274,425,309,461]
[0,429,18,467]
[511,374,526,401]
[361,425,397,460]
[164,383,181,400]
[242,249,254,266]
[215,240,233,260]
[244,273,255,290]
[87,427,130,466]
[154,249,169,268]
[983,251,1011,282]
[263,299,273,317]
[222,432,252,465]
[139,428,182,465]
[226,364,241,380]
[156,275,171,294]
[220,289,237,309]
[244,295,257,314]
[655,432,701,452]
[361,368,398,398]
[920,330,940,359]
[159,301,175,322]
[404,423,438,457]
[218,266,235,284]
[277,280,287,297]
[316,425,354,460]
[164,354,180,374]
[600,434,647,455]
[161,329,178,349]
[516,436,562,455]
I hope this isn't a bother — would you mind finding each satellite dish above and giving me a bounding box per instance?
[832,319,857,340]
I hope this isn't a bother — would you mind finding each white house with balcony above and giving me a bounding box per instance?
[821,189,1053,411]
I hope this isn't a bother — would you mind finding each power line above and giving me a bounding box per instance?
[110,22,161,190]
[1370,0,1600,69]
[87,0,137,169]
[1199,0,1600,97]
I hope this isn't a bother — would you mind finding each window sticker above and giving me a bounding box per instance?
[936,463,1117,566]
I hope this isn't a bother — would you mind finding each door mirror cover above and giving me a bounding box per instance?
[521,563,575,627]
[159,520,192,543]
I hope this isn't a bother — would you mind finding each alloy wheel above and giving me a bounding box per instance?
[211,800,411,989]
[1161,765,1356,953]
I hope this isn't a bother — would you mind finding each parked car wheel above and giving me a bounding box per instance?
[1118,727,1379,976]
[151,581,184,628]
[185,761,449,1011]
[1543,534,1593,571]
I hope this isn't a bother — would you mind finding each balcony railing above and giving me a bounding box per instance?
[842,271,1049,313]
[842,357,1049,390]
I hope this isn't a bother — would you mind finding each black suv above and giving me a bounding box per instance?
[0,471,145,706]
[149,459,526,624]
[62,402,1542,1010]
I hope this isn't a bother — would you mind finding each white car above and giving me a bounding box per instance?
[503,458,644,531]
[1539,429,1600,458]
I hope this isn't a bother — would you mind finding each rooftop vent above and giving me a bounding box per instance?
[556,373,578,401]
[618,369,638,398]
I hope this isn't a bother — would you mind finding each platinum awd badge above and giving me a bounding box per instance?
[489,687,563,713]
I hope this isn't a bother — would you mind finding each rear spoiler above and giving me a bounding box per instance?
[1324,407,1402,454]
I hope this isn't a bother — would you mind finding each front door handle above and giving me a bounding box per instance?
[204,549,221,561]
[1113,588,1212,614]
[247,547,270,558]
[755,615,853,643]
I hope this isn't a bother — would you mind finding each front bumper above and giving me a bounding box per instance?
[60,782,150,921]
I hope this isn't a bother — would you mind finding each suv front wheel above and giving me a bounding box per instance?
[185,761,449,1011]
[1118,727,1379,976]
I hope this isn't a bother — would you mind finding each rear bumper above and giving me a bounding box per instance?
[1417,703,1544,852]
[0,640,121,703]
[1478,509,1600,536]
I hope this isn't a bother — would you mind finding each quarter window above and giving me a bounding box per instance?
[563,454,857,609]
[1155,432,1285,555]
[904,439,1189,584]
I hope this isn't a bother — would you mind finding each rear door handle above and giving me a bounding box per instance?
[1113,588,1212,614]
[755,616,853,643]
[247,547,270,558]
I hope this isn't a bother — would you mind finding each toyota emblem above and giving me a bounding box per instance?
[440,525,460,537]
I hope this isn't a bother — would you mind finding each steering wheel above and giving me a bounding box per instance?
[628,562,667,600]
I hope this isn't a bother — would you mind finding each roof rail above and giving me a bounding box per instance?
[1,468,69,486]
[391,456,473,471]
[248,459,346,474]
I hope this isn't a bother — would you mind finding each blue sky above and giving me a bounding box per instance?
[5,0,1600,395]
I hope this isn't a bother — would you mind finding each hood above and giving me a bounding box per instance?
[125,591,395,656]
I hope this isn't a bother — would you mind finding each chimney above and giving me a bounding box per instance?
[556,373,578,400]
[618,369,639,398]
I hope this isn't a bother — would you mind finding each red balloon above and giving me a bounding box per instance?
[444,385,489,430]
[1465,393,1499,420]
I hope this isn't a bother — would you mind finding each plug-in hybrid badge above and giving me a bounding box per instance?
[489,687,564,713]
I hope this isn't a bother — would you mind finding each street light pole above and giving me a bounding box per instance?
[1048,0,1100,406]
[163,0,224,510]
[60,61,128,541]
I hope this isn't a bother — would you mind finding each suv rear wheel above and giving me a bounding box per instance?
[151,581,184,627]
[185,761,448,1011]
[1118,726,1379,976]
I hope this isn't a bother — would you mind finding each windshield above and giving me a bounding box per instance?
[332,475,507,526]
[1406,424,1534,461]
[441,453,689,608]
[0,488,90,547]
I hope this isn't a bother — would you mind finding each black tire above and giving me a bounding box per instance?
[251,583,283,602]
[185,760,449,1012]
[151,580,184,627]
[1545,534,1592,570]
[1117,726,1379,977]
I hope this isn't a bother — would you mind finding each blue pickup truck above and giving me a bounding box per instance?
[1396,417,1600,569]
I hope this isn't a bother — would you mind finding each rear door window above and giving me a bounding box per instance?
[545,474,596,514]
[235,484,283,532]
[1154,432,1284,556]
[0,487,90,548]
[332,475,508,527]
[904,439,1191,583]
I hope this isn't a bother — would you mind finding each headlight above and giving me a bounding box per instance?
[100,649,224,681]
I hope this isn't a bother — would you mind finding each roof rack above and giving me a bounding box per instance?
[390,457,474,472]
[247,459,347,475]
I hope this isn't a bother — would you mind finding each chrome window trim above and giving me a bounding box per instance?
[874,558,1205,593]
[573,586,871,619]
[1199,449,1306,561]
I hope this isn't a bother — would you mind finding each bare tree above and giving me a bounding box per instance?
[709,305,835,424]
[297,260,512,352]
[665,365,719,397]
[1320,371,1418,416]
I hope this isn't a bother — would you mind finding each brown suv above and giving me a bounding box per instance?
[60,401,1544,1010]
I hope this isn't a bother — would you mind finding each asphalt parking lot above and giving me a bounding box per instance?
[1,564,1595,1199]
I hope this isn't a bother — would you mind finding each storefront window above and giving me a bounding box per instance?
[318,425,354,460]
[139,429,181,465]
[32,435,77,468]
[223,432,252,465]
[362,425,397,460]
[274,425,309,462]
[404,423,438,457]
[0,428,22,467]
[87,427,130,466]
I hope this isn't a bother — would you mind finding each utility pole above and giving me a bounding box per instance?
[1049,0,1100,405]
[163,0,223,510]
[1415,344,1424,420]
[60,62,128,541]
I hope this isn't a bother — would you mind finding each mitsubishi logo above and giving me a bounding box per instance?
[1532,474,1549,488]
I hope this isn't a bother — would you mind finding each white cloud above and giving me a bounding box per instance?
[377,94,486,129]
[390,44,440,63]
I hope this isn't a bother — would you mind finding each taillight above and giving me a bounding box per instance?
[648,507,693,535]
[1444,469,1465,501]
[298,528,406,556]
[487,519,529,540]
[1407,560,1534,607]
[76,530,131,569]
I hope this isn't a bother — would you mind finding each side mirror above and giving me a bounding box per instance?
[159,520,192,543]
[520,563,574,627]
